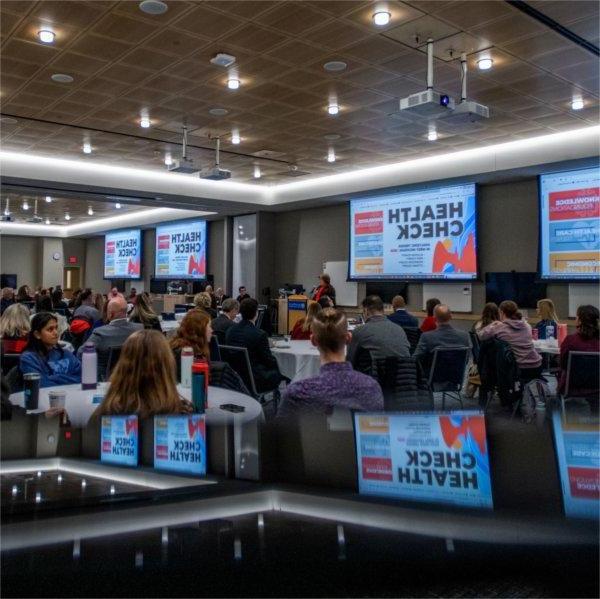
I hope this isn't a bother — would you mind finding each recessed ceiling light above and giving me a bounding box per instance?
[477,57,493,70]
[209,107,229,116]
[87,206,94,216]
[324,133,341,141]
[164,153,172,166]
[45,195,52,203]
[227,78,240,90]
[51,73,74,83]
[64,212,71,221]
[82,142,92,154]
[323,61,347,73]
[372,11,391,26]
[38,30,55,44]
[231,131,241,145]
[140,116,151,128]
[327,148,336,163]
[427,130,438,141]
[253,165,261,179]
[139,0,168,15]
[115,203,122,209]
[571,97,584,110]
[327,103,339,115]
[22,200,29,211]
[0,117,17,124]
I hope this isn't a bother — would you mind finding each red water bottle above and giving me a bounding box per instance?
[191,359,210,413]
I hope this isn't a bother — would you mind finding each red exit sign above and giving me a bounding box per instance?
[68,256,78,264]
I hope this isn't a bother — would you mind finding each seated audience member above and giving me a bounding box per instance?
[558,305,599,395]
[535,298,559,339]
[94,293,106,326]
[215,287,229,306]
[473,302,500,332]
[204,284,218,310]
[127,287,138,305]
[94,330,191,419]
[79,296,143,376]
[129,292,161,331]
[51,289,69,312]
[226,298,283,393]
[0,303,31,354]
[16,285,32,304]
[211,298,239,339]
[478,300,542,381]
[414,304,471,375]
[278,309,383,417]
[68,288,82,309]
[236,286,251,303]
[20,312,81,387]
[312,273,336,305]
[317,295,334,309]
[170,309,248,394]
[193,292,218,319]
[34,295,68,338]
[1,287,15,315]
[387,295,418,328]
[73,288,101,323]
[346,295,410,364]
[420,298,441,332]
[291,301,322,340]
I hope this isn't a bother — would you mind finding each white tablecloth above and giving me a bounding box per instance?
[10,383,262,428]
[534,339,560,355]
[272,340,321,382]
[159,320,180,336]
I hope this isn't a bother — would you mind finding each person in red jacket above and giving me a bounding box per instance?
[311,274,336,305]
[420,297,441,332]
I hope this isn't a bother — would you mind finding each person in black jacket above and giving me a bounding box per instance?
[225,298,283,393]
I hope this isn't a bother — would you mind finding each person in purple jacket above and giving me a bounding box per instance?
[20,312,81,388]
[277,308,383,417]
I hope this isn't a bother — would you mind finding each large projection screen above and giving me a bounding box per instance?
[539,167,600,281]
[349,183,477,281]
[154,220,207,280]
[103,229,142,280]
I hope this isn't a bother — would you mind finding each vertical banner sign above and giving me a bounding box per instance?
[354,411,493,508]
[104,229,141,279]
[100,415,139,467]
[552,411,599,519]
[540,167,600,279]
[350,184,477,280]
[155,220,207,279]
[154,415,207,476]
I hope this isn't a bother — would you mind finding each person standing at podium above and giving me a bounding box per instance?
[311,274,336,305]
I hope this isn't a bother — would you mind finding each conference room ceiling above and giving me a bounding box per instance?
[1,0,598,183]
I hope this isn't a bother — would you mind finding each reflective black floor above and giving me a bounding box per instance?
[2,511,598,598]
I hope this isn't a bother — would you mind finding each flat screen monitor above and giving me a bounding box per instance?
[100,415,139,467]
[354,411,493,509]
[155,220,207,280]
[349,183,477,281]
[539,167,600,280]
[154,415,207,476]
[104,229,142,280]
[551,410,599,520]
[485,272,547,309]
[1,274,17,289]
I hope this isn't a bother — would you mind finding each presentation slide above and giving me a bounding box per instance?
[354,411,493,509]
[100,415,138,467]
[349,183,477,280]
[552,411,599,520]
[103,229,142,279]
[154,220,207,280]
[539,167,600,280]
[154,415,206,476]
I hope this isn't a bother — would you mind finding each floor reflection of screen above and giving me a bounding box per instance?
[552,411,600,520]
[100,415,138,467]
[154,415,206,476]
[354,411,493,509]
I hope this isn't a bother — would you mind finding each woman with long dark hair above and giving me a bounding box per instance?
[129,292,162,331]
[20,312,81,387]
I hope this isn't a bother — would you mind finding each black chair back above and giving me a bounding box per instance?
[174,304,189,314]
[105,346,122,380]
[5,365,23,394]
[565,351,600,398]
[1,353,21,376]
[428,346,470,392]
[352,346,374,376]
[469,331,480,363]
[403,327,422,355]
[219,344,259,398]
[209,335,221,361]
[54,307,67,316]
[213,329,226,345]
[161,312,176,321]
[256,306,267,330]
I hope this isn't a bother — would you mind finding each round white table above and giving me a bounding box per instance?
[533,339,560,355]
[159,320,180,336]
[271,340,322,382]
[10,383,262,428]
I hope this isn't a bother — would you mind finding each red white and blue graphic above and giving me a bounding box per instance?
[354,411,492,509]
[154,414,206,476]
[155,220,206,280]
[100,415,138,467]
[104,229,141,279]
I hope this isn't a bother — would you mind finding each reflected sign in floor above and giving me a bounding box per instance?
[100,415,139,467]
[552,410,600,520]
[154,415,207,476]
[354,411,493,509]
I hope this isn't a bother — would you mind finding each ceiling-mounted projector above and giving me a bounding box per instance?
[199,137,230,181]
[397,39,455,118]
[167,126,200,174]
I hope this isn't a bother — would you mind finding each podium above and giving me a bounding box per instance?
[277,295,308,334]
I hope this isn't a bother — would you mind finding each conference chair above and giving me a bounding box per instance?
[561,351,600,411]
[104,346,122,381]
[1,353,21,376]
[209,335,221,362]
[256,305,267,330]
[402,327,422,355]
[174,304,190,313]
[427,346,470,410]
[212,329,226,345]
[469,330,480,364]
[54,308,67,316]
